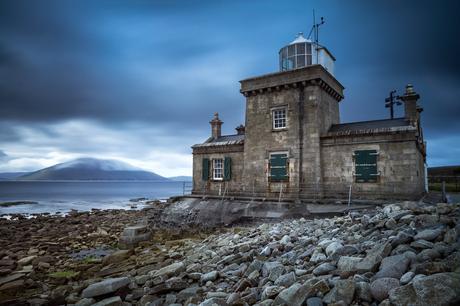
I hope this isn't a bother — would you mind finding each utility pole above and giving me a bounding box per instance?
[385,90,402,119]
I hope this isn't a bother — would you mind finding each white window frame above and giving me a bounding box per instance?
[212,158,223,180]
[272,108,287,130]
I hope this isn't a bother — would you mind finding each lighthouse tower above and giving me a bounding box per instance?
[279,32,335,75]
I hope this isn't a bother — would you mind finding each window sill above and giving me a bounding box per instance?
[272,128,288,132]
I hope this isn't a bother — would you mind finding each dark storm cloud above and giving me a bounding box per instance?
[0,0,459,169]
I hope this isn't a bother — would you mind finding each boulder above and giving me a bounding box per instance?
[201,271,219,283]
[370,277,400,301]
[81,277,130,298]
[337,256,362,273]
[273,283,305,306]
[374,254,410,279]
[323,279,355,305]
[356,242,392,273]
[414,228,443,241]
[150,262,185,278]
[261,285,284,300]
[102,249,133,266]
[355,281,372,302]
[400,271,415,285]
[312,262,336,276]
[389,272,460,306]
[274,271,296,287]
[91,296,122,306]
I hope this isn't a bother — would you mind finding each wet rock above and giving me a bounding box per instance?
[81,277,130,298]
[389,272,460,306]
[370,277,399,301]
[17,255,37,266]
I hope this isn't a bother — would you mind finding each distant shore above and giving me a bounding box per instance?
[0,200,38,207]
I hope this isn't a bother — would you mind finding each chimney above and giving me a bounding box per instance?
[210,112,223,139]
[399,84,421,125]
[235,124,245,135]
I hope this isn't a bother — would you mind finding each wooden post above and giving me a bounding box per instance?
[348,184,352,207]
[442,181,447,203]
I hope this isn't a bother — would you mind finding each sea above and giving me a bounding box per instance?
[0,181,189,216]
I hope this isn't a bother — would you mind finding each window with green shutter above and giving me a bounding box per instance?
[354,150,378,183]
[224,157,232,181]
[202,158,209,181]
[270,153,288,181]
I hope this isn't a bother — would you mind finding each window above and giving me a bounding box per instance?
[213,159,223,180]
[270,153,288,181]
[273,108,287,129]
[354,150,379,183]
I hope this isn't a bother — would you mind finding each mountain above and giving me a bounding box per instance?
[0,172,30,180]
[16,158,169,181]
[168,176,192,182]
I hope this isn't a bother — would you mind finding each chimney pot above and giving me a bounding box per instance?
[209,112,223,139]
[235,124,245,135]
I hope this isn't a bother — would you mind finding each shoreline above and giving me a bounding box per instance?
[0,200,459,305]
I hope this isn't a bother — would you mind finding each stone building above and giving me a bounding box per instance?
[192,33,427,200]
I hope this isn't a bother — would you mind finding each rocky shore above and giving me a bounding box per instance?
[0,200,459,306]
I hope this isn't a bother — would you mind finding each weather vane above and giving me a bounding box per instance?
[385,90,402,119]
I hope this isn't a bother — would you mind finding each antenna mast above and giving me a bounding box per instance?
[308,9,325,64]
[385,90,402,119]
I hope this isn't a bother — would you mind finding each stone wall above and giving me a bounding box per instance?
[320,132,426,199]
[192,146,244,195]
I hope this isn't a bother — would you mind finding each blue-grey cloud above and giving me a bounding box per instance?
[0,0,459,170]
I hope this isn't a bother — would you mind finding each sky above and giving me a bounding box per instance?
[1,0,459,176]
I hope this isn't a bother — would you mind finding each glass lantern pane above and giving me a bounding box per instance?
[297,55,305,67]
[288,45,295,57]
[306,43,312,55]
[297,43,305,54]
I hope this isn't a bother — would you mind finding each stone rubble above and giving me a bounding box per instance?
[0,201,459,306]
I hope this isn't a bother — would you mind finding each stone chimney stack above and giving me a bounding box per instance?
[400,84,421,126]
[235,124,245,135]
[210,113,223,139]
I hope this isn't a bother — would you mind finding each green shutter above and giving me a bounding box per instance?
[355,150,378,183]
[270,154,288,181]
[202,158,209,181]
[224,157,232,180]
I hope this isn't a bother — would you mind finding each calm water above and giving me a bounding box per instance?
[0,181,187,215]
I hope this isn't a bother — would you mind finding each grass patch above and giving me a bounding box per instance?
[49,270,79,279]
[81,256,101,264]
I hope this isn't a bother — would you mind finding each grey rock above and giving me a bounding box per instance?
[91,296,122,306]
[374,254,410,279]
[306,297,323,306]
[261,285,284,300]
[410,239,434,249]
[312,262,336,276]
[310,248,327,263]
[389,272,460,306]
[370,277,400,301]
[201,271,219,283]
[198,297,227,306]
[400,271,415,285]
[274,271,296,287]
[355,281,372,302]
[150,262,185,278]
[356,242,392,272]
[325,241,343,257]
[75,298,95,306]
[416,248,440,262]
[414,228,443,241]
[273,283,305,306]
[323,279,355,305]
[81,277,130,298]
[337,256,362,273]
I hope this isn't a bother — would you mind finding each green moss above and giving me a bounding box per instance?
[49,270,79,279]
[81,256,100,264]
